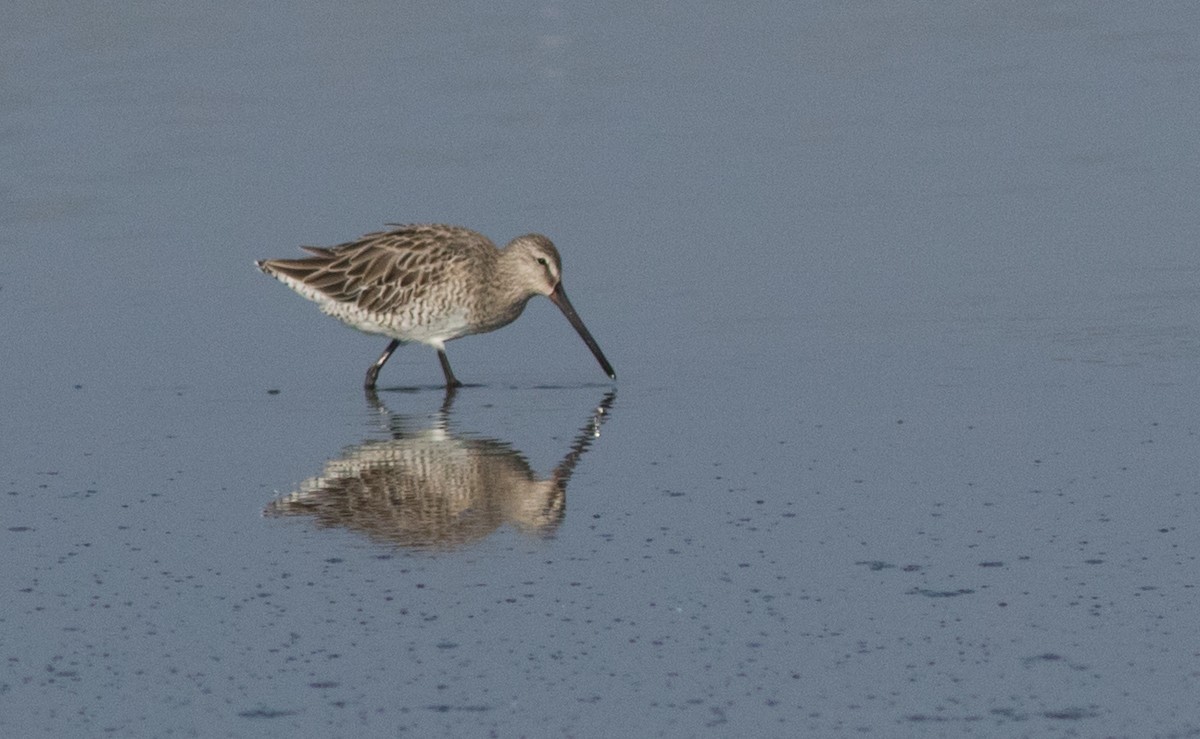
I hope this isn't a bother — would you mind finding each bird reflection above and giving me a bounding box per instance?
[264,389,615,550]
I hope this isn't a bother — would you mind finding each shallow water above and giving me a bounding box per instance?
[4,1,1200,736]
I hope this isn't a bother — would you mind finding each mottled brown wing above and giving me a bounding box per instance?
[261,225,492,315]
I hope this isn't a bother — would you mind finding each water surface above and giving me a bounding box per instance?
[3,1,1199,736]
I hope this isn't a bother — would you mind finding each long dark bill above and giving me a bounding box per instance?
[548,283,616,380]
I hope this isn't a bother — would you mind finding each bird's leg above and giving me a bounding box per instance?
[437,349,463,389]
[438,383,459,415]
[365,339,401,389]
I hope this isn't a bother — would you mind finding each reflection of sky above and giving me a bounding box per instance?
[3,2,1200,736]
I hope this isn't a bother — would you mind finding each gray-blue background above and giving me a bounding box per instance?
[3,2,1199,736]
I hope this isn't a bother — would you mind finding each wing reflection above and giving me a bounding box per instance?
[264,390,615,550]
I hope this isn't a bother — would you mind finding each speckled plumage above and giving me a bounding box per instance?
[257,224,615,389]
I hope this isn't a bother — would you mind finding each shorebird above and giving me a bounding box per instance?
[257,224,616,389]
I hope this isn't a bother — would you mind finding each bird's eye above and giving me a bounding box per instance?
[536,257,548,266]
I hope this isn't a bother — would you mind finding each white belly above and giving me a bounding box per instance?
[317,296,470,349]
